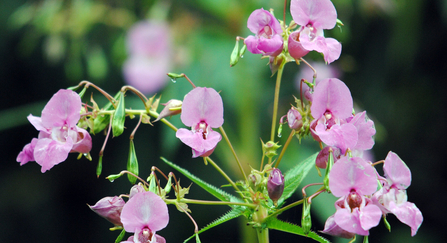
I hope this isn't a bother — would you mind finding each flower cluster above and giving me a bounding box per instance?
[90,185,169,243]
[245,0,342,64]
[16,89,92,172]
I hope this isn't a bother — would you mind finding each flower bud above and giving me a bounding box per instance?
[263,141,281,158]
[88,196,125,226]
[267,168,285,204]
[154,99,182,122]
[287,108,303,130]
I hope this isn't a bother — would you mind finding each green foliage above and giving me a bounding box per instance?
[161,157,241,204]
[114,229,126,243]
[127,139,139,184]
[266,218,329,243]
[183,208,245,243]
[277,152,318,206]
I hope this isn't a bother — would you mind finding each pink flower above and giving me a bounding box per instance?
[288,0,342,63]
[16,89,92,172]
[123,21,172,94]
[310,78,357,153]
[294,61,340,101]
[176,87,224,158]
[326,156,382,236]
[372,152,423,236]
[120,191,169,243]
[244,9,284,56]
[89,196,125,226]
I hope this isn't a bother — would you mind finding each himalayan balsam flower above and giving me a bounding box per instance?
[372,152,423,236]
[123,21,172,94]
[120,191,169,243]
[288,0,342,63]
[324,156,382,236]
[16,89,92,172]
[89,196,125,226]
[176,87,224,158]
[310,78,357,153]
[244,8,284,56]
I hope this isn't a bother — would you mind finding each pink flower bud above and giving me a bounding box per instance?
[88,196,125,226]
[287,108,303,130]
[267,168,285,203]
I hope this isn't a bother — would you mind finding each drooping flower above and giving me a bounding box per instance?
[123,20,172,94]
[372,152,423,236]
[16,89,92,172]
[120,191,169,243]
[89,196,125,226]
[288,0,342,63]
[244,8,284,56]
[325,156,382,236]
[287,108,303,130]
[176,87,224,158]
[310,78,357,153]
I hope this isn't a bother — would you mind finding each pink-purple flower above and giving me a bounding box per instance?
[310,78,357,153]
[324,156,382,236]
[288,0,342,63]
[16,89,92,172]
[176,87,224,158]
[372,152,423,236]
[244,8,284,56]
[120,191,169,243]
[123,21,172,94]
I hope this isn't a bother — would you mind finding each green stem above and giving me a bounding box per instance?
[166,198,256,208]
[264,198,304,222]
[270,60,285,142]
[205,157,246,200]
[219,126,247,182]
[274,130,295,168]
[256,228,269,243]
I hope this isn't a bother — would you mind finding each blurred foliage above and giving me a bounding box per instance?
[1,0,446,242]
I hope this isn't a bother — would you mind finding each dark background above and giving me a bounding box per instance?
[0,0,445,242]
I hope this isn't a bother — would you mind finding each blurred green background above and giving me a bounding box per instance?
[1,0,446,242]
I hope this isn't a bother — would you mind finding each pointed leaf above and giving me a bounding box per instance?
[161,157,241,203]
[266,218,329,243]
[183,208,245,243]
[278,152,318,206]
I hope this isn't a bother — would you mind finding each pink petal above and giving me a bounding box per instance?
[388,201,423,236]
[245,35,263,54]
[359,203,382,231]
[71,127,92,154]
[247,9,282,35]
[329,157,378,197]
[176,128,221,158]
[34,137,73,173]
[322,37,342,64]
[257,34,284,56]
[120,191,169,233]
[290,0,337,29]
[321,215,355,239]
[334,208,369,236]
[41,89,82,128]
[384,151,412,189]
[17,138,39,165]
[287,31,310,59]
[315,123,358,153]
[311,78,353,120]
[123,55,170,95]
[180,87,224,128]
[27,115,45,131]
[126,21,171,57]
[349,111,376,151]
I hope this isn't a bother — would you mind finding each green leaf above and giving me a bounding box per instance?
[161,157,241,203]
[266,218,329,243]
[112,91,126,137]
[278,152,318,206]
[127,139,139,184]
[183,207,245,243]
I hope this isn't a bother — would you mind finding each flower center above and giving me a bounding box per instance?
[347,190,362,211]
[137,227,153,243]
[259,25,273,39]
[306,24,318,41]
[195,121,209,140]
[324,111,336,129]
